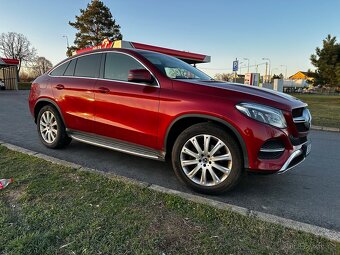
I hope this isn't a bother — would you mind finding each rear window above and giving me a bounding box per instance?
[49,61,69,76]
[64,59,77,76]
[74,54,101,78]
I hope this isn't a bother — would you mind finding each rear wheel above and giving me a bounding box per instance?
[37,105,71,149]
[172,123,243,194]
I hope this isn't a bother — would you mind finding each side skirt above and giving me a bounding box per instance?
[67,130,165,161]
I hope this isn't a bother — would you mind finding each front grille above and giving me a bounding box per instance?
[295,122,310,132]
[292,107,311,133]
[290,136,307,146]
[258,151,284,159]
[258,140,285,160]
[292,108,304,118]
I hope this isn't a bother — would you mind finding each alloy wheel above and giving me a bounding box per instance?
[180,134,233,187]
[39,110,58,144]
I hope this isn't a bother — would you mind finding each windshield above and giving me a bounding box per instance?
[139,51,212,80]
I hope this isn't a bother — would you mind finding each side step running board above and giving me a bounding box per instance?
[67,130,165,161]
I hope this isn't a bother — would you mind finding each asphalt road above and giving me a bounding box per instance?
[1,90,339,231]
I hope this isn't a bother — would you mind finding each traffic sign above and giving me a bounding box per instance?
[233,60,239,71]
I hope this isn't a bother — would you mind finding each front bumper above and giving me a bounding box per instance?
[277,141,311,174]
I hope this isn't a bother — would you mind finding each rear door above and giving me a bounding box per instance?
[50,53,102,133]
[94,52,160,149]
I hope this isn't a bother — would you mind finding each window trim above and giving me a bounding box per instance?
[102,51,159,87]
[73,53,102,78]
[48,51,160,88]
[48,51,103,78]
[63,58,77,77]
[49,60,70,77]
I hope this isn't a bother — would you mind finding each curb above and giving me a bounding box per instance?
[311,125,340,133]
[1,141,339,243]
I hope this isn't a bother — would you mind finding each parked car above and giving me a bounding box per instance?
[28,48,312,194]
[0,79,5,90]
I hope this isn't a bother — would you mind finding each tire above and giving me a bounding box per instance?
[171,123,243,194]
[37,105,72,149]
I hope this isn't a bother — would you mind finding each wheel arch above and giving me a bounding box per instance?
[34,98,66,125]
[164,114,249,168]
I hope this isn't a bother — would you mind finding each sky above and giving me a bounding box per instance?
[1,0,340,77]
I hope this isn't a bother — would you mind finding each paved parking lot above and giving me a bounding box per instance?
[1,90,339,231]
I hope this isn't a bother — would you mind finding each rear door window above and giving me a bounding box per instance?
[74,54,101,78]
[104,53,145,81]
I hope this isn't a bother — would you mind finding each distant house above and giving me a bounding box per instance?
[289,71,317,81]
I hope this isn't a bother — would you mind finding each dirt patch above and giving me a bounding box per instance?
[3,185,25,211]
[141,201,204,252]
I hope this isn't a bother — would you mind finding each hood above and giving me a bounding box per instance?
[179,79,307,110]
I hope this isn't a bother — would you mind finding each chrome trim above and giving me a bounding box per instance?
[277,141,310,174]
[48,51,104,75]
[48,51,160,88]
[259,148,285,153]
[293,117,306,123]
[104,51,160,87]
[293,108,312,124]
[277,149,304,174]
[70,134,160,160]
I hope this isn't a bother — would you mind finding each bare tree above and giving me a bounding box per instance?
[214,73,234,82]
[0,32,37,72]
[32,57,53,76]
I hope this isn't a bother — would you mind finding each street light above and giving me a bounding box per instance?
[280,65,288,79]
[243,58,250,73]
[239,61,244,75]
[271,68,279,77]
[62,35,69,48]
[262,57,271,82]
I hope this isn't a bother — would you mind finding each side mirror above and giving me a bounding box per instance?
[128,69,153,84]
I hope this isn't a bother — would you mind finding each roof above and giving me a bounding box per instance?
[289,71,317,79]
[300,71,317,78]
[75,40,211,64]
[0,58,19,66]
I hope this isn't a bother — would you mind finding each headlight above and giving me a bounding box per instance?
[236,103,287,128]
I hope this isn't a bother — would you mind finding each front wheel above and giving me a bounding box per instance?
[172,123,243,194]
[37,105,71,149]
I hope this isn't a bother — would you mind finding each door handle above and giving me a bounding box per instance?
[55,84,64,90]
[98,87,110,93]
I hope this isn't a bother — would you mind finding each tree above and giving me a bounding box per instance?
[0,32,37,72]
[310,34,340,87]
[214,73,234,81]
[32,57,53,76]
[67,0,123,56]
[272,73,284,80]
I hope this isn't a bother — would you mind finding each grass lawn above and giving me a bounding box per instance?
[0,146,339,254]
[292,94,340,128]
[18,82,32,90]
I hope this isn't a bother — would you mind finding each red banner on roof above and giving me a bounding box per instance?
[75,39,211,64]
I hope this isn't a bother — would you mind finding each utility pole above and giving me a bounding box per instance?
[280,65,288,79]
[239,61,244,75]
[262,58,271,83]
[243,58,250,73]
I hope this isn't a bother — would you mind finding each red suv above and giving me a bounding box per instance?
[28,48,311,194]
